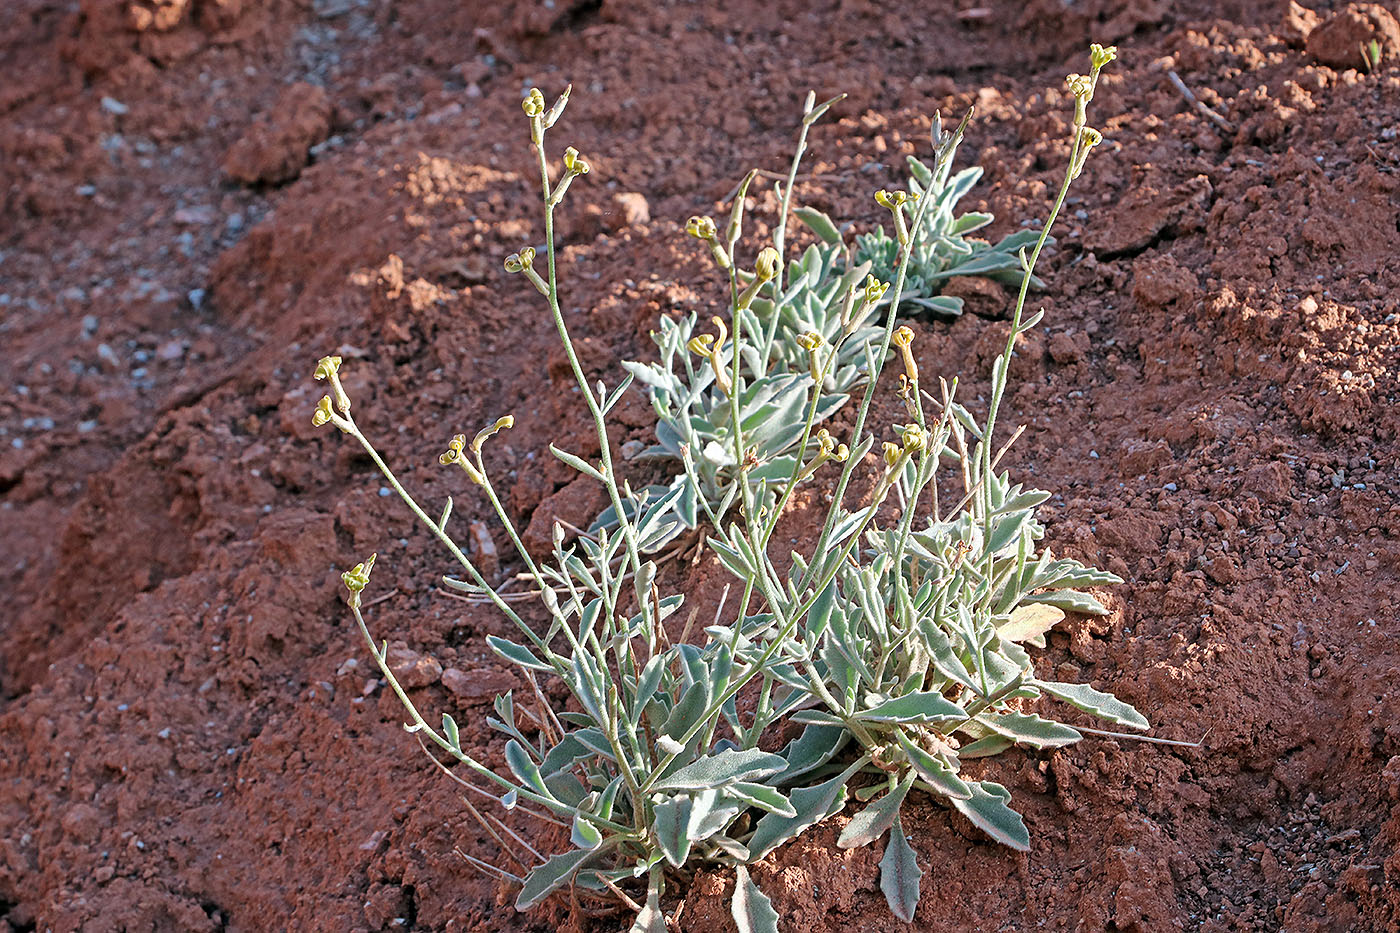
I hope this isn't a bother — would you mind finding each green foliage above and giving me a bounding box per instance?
[308,43,1156,932]
[848,149,1049,318]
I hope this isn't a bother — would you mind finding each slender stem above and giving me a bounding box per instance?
[350,602,634,835]
[530,134,651,633]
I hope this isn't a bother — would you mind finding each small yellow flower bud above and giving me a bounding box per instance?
[901,424,925,452]
[875,189,911,209]
[833,443,850,463]
[891,325,915,349]
[563,146,590,176]
[685,215,718,241]
[438,434,467,465]
[816,428,836,456]
[1065,73,1093,100]
[687,334,716,356]
[503,246,536,274]
[1089,43,1117,70]
[754,247,781,282]
[796,331,824,351]
[312,396,334,427]
[342,553,377,600]
[313,355,342,381]
[863,274,889,306]
[882,442,903,467]
[522,88,545,117]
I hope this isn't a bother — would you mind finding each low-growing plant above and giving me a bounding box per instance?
[847,146,1048,318]
[311,43,1167,931]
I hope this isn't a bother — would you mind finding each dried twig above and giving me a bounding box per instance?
[1165,68,1233,131]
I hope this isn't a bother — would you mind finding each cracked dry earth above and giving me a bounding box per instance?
[3,0,1400,931]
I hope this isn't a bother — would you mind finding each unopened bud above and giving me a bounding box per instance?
[891,326,914,349]
[901,424,925,452]
[312,396,335,428]
[563,146,590,176]
[754,247,781,282]
[342,553,377,607]
[882,442,903,467]
[522,88,545,117]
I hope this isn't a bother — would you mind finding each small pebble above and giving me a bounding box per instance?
[1164,482,1178,492]
[100,96,129,116]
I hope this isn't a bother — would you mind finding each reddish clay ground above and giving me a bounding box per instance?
[3,1,1400,931]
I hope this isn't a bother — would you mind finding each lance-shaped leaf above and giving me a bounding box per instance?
[1034,680,1148,730]
[795,206,842,245]
[979,711,1082,749]
[652,748,788,792]
[880,816,921,923]
[487,635,554,673]
[950,781,1029,851]
[855,691,965,724]
[774,724,849,785]
[996,604,1065,648]
[748,760,863,861]
[838,771,914,848]
[516,848,598,909]
[571,811,603,851]
[1020,588,1109,616]
[628,883,667,933]
[651,793,696,867]
[441,713,460,750]
[731,865,779,933]
[895,731,972,800]
[727,782,797,818]
[505,739,548,795]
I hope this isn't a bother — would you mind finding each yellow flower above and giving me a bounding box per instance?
[313,355,342,381]
[438,434,467,465]
[342,553,376,594]
[312,396,335,427]
[522,88,545,117]
[685,215,718,241]
[1090,43,1118,70]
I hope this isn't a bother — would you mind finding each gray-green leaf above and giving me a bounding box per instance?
[628,883,667,933]
[516,848,596,909]
[653,748,788,791]
[979,711,1083,749]
[879,816,921,923]
[950,780,1029,851]
[748,760,861,861]
[731,865,779,933]
[838,772,913,849]
[1034,680,1148,730]
[856,691,965,724]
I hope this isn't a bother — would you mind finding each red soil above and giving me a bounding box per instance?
[3,1,1399,930]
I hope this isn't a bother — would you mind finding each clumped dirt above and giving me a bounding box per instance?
[3,1,1400,930]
